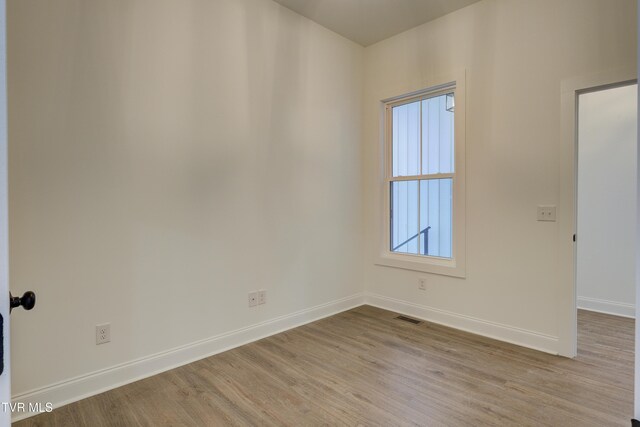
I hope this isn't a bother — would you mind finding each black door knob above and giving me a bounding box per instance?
[10,291,36,313]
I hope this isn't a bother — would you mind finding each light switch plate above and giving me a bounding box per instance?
[537,205,556,222]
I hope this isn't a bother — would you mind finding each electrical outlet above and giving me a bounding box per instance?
[418,278,427,291]
[248,292,258,307]
[537,205,557,222]
[257,290,266,305]
[96,323,111,345]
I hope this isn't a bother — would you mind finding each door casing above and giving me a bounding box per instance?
[559,66,637,359]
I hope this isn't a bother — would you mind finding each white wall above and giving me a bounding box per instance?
[577,84,637,318]
[7,0,363,403]
[363,0,637,354]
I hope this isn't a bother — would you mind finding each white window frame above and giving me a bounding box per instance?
[377,73,466,277]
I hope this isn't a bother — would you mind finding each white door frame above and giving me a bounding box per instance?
[636,4,640,419]
[558,65,637,359]
[0,0,10,424]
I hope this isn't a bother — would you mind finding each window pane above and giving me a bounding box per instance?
[392,101,420,177]
[419,179,452,258]
[390,180,419,254]
[422,93,454,175]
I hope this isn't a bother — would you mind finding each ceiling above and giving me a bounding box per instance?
[272,0,481,47]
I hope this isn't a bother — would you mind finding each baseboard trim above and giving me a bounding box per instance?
[12,292,565,421]
[365,292,559,355]
[11,293,366,422]
[577,296,635,318]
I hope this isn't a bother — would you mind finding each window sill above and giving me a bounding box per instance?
[375,252,466,278]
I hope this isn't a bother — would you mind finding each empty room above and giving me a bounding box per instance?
[0,0,638,425]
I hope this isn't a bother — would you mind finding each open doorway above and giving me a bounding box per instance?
[576,82,637,358]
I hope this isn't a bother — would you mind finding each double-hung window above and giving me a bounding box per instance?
[381,77,465,277]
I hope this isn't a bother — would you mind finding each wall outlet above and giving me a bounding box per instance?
[257,290,266,305]
[96,323,111,345]
[537,205,557,222]
[418,278,427,291]
[248,292,258,307]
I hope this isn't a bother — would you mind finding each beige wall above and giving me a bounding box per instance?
[8,0,363,396]
[362,0,636,353]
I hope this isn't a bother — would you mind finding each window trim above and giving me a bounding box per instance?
[376,72,466,278]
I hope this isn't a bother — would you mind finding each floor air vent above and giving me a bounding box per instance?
[395,315,422,325]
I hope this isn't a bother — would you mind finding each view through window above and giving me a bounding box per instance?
[389,92,454,258]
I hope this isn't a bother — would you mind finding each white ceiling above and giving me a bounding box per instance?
[272,0,481,47]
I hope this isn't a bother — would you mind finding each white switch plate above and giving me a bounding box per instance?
[248,292,258,307]
[96,323,111,345]
[537,205,556,222]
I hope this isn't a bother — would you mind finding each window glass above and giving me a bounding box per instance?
[419,179,452,258]
[392,101,420,177]
[422,93,454,175]
[390,180,419,254]
[389,92,455,259]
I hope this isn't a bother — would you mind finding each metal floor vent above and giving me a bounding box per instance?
[395,315,422,325]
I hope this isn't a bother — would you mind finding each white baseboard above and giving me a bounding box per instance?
[11,293,366,422]
[577,296,635,318]
[12,291,566,422]
[365,292,559,355]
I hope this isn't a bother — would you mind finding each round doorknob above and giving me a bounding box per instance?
[10,291,36,312]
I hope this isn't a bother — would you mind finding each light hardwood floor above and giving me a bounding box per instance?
[15,307,634,426]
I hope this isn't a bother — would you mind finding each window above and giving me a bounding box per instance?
[380,77,465,277]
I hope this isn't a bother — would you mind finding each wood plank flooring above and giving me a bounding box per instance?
[14,307,634,426]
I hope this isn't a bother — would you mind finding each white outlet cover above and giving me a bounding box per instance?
[96,323,111,345]
[537,205,557,222]
[418,279,427,290]
[248,292,258,307]
[258,290,266,305]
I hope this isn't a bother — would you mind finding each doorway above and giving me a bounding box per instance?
[576,82,637,356]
